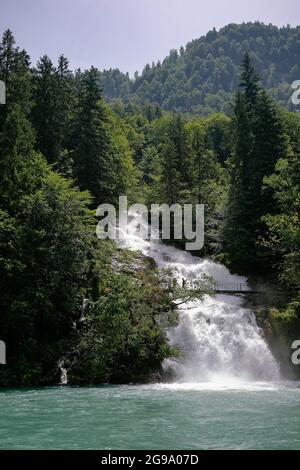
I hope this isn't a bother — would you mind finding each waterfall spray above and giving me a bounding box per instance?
[118,215,280,384]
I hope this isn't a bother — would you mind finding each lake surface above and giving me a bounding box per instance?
[1,382,300,450]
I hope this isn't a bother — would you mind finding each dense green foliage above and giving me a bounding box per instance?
[1,24,300,385]
[100,22,300,114]
[67,249,178,384]
[223,54,291,273]
[0,30,183,386]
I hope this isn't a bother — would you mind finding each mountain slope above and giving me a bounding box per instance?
[100,22,300,114]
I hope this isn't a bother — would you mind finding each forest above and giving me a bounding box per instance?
[100,22,300,114]
[0,25,300,386]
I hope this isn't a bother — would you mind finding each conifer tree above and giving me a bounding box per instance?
[0,105,36,211]
[157,115,193,205]
[31,55,58,161]
[0,30,32,121]
[240,52,260,109]
[71,67,117,204]
[53,55,74,169]
[223,55,289,273]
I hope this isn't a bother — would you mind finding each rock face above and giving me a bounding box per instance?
[250,292,300,380]
[111,249,157,276]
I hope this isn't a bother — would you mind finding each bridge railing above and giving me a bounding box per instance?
[215,282,253,292]
[172,279,300,294]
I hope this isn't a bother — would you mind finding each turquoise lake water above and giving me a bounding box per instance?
[0,382,300,450]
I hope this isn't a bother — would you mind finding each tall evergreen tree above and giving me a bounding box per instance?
[71,67,127,204]
[169,115,193,191]
[53,55,75,172]
[31,55,58,162]
[0,105,36,211]
[157,115,193,205]
[189,121,225,254]
[223,91,256,269]
[159,136,181,204]
[240,52,260,108]
[32,54,75,170]
[223,55,289,273]
[0,30,32,121]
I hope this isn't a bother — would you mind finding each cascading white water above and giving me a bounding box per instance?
[118,216,280,385]
[58,360,68,385]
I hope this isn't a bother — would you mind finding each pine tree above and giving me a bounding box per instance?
[71,67,118,204]
[223,55,289,273]
[31,55,57,161]
[252,90,289,217]
[189,121,224,254]
[169,115,193,192]
[53,55,74,167]
[31,54,75,168]
[239,52,260,109]
[157,115,193,205]
[0,105,36,211]
[0,30,32,121]
[159,136,181,204]
[223,91,256,270]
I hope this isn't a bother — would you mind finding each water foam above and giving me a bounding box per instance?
[118,216,280,385]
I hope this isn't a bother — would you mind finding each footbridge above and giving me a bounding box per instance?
[214,283,300,295]
[214,283,261,295]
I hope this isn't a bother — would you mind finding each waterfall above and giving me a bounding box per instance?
[58,360,68,385]
[118,215,280,384]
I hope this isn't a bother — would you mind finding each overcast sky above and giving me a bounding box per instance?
[1,0,299,75]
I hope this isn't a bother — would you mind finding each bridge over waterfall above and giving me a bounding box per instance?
[214,282,260,295]
[213,283,300,295]
[178,279,262,295]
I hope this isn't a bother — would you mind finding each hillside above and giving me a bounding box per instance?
[100,22,300,114]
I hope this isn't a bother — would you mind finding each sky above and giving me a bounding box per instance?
[1,0,300,75]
